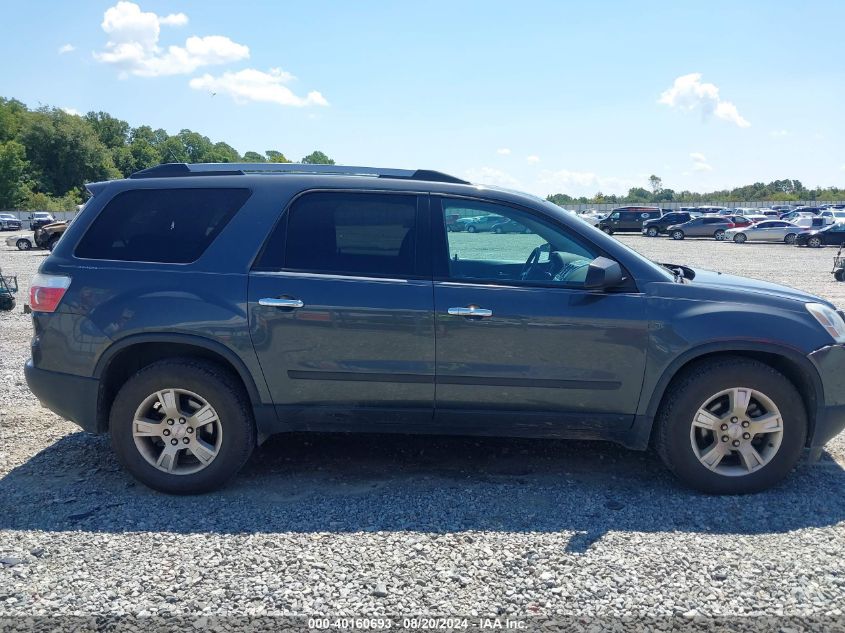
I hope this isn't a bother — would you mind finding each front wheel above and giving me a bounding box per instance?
[646,227,659,237]
[733,233,747,244]
[835,269,845,282]
[714,229,725,241]
[655,357,806,494]
[492,227,502,234]
[110,359,255,494]
[671,230,684,240]
[784,233,797,244]
[0,294,14,311]
[808,236,822,248]
[466,225,477,234]
[601,226,613,235]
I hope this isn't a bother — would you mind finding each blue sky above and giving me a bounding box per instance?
[1,0,843,197]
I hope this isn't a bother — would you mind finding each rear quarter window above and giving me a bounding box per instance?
[75,188,251,263]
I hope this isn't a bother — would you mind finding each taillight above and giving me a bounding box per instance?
[29,273,71,313]
[726,222,735,228]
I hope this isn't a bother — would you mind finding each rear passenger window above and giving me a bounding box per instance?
[266,192,418,277]
[75,188,250,263]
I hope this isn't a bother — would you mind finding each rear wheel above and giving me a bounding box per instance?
[714,229,726,240]
[110,359,255,494]
[655,357,806,494]
[0,294,14,311]
[784,233,797,244]
[808,236,822,248]
[646,227,659,237]
[733,233,747,244]
[835,269,845,282]
[601,226,613,235]
[467,225,477,234]
[16,238,31,251]
[492,227,502,234]
[671,230,684,240]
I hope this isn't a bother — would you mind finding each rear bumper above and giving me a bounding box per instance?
[808,344,845,448]
[24,360,101,433]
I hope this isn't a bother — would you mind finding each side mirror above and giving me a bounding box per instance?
[583,256,624,290]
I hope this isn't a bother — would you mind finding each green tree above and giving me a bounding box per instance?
[301,150,334,165]
[19,108,120,196]
[648,175,663,194]
[265,150,290,163]
[243,151,267,163]
[84,111,129,150]
[0,140,28,208]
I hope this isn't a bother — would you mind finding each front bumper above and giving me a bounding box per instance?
[24,360,101,433]
[808,344,845,448]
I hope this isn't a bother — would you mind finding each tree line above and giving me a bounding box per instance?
[0,97,335,211]
[546,174,845,207]
[2,96,843,211]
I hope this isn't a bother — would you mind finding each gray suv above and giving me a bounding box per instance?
[667,216,736,240]
[24,163,845,494]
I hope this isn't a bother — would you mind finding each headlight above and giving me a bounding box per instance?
[806,303,845,343]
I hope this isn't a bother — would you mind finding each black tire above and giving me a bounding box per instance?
[467,225,477,233]
[601,226,613,235]
[808,236,822,248]
[654,356,806,494]
[714,229,725,241]
[110,359,255,494]
[492,227,502,234]
[835,269,845,282]
[0,294,15,311]
[646,227,659,237]
[733,233,747,244]
[671,230,684,240]
[46,235,60,251]
[784,233,797,245]
[16,238,32,251]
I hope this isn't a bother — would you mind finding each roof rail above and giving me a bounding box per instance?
[129,163,469,184]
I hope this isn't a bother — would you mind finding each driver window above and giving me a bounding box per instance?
[442,199,598,286]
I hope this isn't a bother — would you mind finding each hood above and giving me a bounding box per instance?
[688,267,830,307]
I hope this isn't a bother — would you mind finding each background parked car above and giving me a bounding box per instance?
[0,213,22,231]
[34,220,68,251]
[666,216,736,240]
[5,234,34,250]
[795,223,845,248]
[490,219,530,234]
[725,215,754,228]
[820,209,845,224]
[28,211,55,231]
[458,214,505,233]
[725,220,805,244]
[641,211,692,236]
[598,207,662,234]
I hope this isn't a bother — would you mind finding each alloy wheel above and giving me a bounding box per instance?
[132,388,223,475]
[689,387,783,477]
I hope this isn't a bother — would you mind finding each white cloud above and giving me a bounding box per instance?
[95,1,248,78]
[690,152,713,172]
[536,169,637,197]
[658,73,750,128]
[190,68,328,107]
[58,44,76,54]
[496,148,511,155]
[770,129,789,138]
[526,155,540,164]
[61,107,81,116]
[464,167,521,189]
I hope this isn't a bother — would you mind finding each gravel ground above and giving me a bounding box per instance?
[1,236,845,626]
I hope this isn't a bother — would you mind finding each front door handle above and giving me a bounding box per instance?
[259,298,304,308]
[448,306,493,318]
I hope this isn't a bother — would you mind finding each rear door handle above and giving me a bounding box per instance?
[448,306,493,318]
[259,298,304,308]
